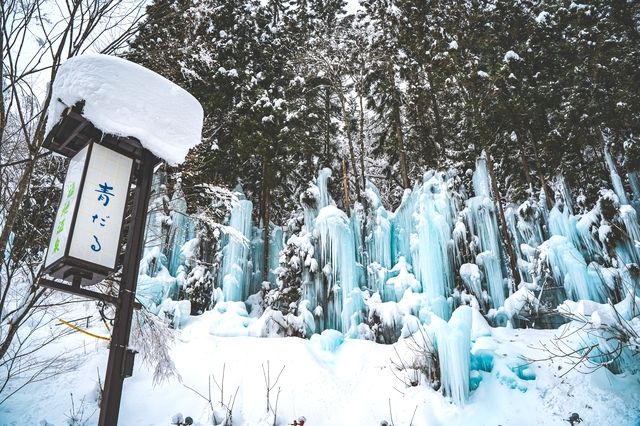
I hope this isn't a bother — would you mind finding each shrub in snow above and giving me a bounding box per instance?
[549,293,640,374]
[391,325,440,390]
[184,262,215,315]
[264,241,304,312]
[259,303,315,338]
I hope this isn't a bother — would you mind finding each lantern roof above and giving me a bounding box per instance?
[45,54,203,165]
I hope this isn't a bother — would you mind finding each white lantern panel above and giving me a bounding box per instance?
[68,144,133,269]
[45,145,88,267]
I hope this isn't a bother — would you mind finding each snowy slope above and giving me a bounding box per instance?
[1,307,639,426]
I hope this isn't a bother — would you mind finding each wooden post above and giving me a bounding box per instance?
[98,149,154,425]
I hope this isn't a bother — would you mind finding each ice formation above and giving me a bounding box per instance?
[47,54,203,165]
[138,152,640,402]
[219,188,253,301]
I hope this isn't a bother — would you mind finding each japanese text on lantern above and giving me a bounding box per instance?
[66,143,133,269]
[44,145,88,268]
[51,182,77,254]
[90,182,114,253]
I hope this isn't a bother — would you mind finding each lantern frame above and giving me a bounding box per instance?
[40,103,160,297]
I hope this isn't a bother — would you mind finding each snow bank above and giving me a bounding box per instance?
[47,54,203,165]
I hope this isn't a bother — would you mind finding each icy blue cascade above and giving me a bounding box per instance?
[362,183,393,295]
[436,305,472,405]
[166,181,194,276]
[412,174,455,319]
[143,169,169,257]
[466,156,507,307]
[315,205,357,333]
[219,187,253,301]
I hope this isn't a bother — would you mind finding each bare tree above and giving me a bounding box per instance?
[0,0,147,395]
[531,300,640,376]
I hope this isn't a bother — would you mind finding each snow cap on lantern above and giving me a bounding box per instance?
[46,53,203,166]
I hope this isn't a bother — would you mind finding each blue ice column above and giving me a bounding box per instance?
[548,203,582,250]
[220,189,253,301]
[249,225,264,294]
[540,235,607,302]
[249,225,284,292]
[366,183,393,269]
[143,170,169,257]
[269,226,285,283]
[437,305,472,405]
[363,182,393,294]
[317,168,333,210]
[166,181,194,276]
[413,175,455,319]
[604,146,629,205]
[315,205,357,332]
[617,206,640,265]
[466,154,507,308]
[390,186,418,265]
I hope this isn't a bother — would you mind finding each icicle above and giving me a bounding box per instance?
[315,205,357,332]
[268,226,285,283]
[472,152,491,198]
[437,305,472,405]
[555,174,573,215]
[465,155,508,307]
[539,235,607,302]
[460,263,482,297]
[466,197,505,307]
[548,203,581,249]
[452,220,469,270]
[316,168,333,210]
[604,145,629,205]
[249,226,264,294]
[385,256,420,302]
[390,187,418,263]
[617,205,640,265]
[413,175,455,319]
[166,180,194,276]
[220,187,253,301]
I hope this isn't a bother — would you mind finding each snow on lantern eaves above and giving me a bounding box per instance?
[46,54,203,166]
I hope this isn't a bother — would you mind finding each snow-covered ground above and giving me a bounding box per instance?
[1,305,639,426]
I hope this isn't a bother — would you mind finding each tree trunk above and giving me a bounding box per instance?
[358,92,367,199]
[0,157,36,268]
[358,90,369,284]
[392,102,410,188]
[261,157,270,279]
[484,149,520,291]
[324,87,331,160]
[426,71,444,157]
[341,158,351,217]
[529,137,554,210]
[512,131,534,194]
[341,96,361,204]
[0,287,46,360]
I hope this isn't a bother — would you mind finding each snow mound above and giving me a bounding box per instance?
[46,54,203,165]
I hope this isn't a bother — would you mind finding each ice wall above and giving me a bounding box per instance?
[467,156,507,307]
[166,181,194,276]
[140,153,640,343]
[219,188,253,301]
[412,175,455,319]
[436,305,472,405]
[315,205,357,332]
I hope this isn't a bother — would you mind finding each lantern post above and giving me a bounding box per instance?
[98,148,155,425]
[40,106,160,424]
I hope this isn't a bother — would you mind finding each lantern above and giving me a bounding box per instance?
[41,107,158,288]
